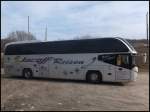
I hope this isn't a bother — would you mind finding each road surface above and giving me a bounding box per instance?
[1,72,149,111]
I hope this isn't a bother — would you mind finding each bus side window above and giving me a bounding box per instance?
[121,55,129,68]
[117,55,121,66]
[98,55,102,61]
[117,55,130,68]
[98,54,116,65]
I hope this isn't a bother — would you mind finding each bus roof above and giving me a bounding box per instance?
[5,37,137,55]
[5,40,41,46]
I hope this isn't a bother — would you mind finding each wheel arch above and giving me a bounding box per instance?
[86,70,103,81]
[22,68,33,77]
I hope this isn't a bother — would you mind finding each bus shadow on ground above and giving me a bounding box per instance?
[4,75,125,86]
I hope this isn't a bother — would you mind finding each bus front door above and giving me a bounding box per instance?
[115,54,131,80]
[115,67,131,80]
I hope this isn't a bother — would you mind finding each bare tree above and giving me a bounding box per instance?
[1,31,36,52]
[72,35,92,40]
[7,31,36,41]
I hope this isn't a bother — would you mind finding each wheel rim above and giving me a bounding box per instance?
[91,73,98,81]
[25,71,31,78]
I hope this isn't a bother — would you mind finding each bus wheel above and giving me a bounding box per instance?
[86,71,102,83]
[23,68,33,79]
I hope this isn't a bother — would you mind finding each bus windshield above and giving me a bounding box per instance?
[116,54,136,69]
[117,54,129,68]
[131,54,136,67]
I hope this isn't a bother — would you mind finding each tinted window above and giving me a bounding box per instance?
[5,38,129,55]
[116,54,131,69]
[98,54,116,65]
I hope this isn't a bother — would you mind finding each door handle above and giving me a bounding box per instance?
[119,68,122,70]
[108,73,112,75]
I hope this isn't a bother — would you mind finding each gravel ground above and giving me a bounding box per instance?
[1,72,149,111]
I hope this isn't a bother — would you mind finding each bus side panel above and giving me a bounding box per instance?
[47,54,86,80]
[48,54,116,81]
[4,53,133,82]
[4,55,22,76]
[84,64,116,82]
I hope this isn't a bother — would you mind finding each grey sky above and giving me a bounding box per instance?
[1,1,149,41]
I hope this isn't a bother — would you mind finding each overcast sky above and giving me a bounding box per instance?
[1,1,149,41]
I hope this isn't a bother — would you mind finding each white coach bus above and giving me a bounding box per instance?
[4,37,138,83]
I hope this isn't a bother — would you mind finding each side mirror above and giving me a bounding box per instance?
[141,53,147,64]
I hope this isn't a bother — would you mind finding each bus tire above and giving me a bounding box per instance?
[23,68,33,79]
[86,71,102,83]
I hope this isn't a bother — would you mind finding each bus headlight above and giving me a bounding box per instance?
[132,66,138,73]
